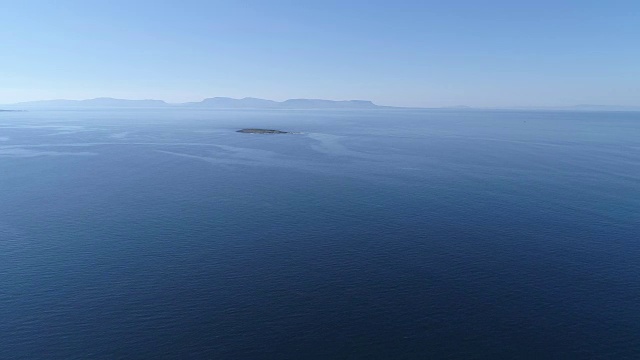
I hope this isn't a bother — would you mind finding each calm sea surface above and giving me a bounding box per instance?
[1,108,639,359]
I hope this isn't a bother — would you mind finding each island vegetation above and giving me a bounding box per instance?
[236,128,290,134]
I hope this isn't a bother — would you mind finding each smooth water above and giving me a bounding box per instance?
[1,109,639,359]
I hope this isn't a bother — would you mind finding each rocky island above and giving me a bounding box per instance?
[236,128,290,134]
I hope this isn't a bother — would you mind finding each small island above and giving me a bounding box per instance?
[236,128,290,134]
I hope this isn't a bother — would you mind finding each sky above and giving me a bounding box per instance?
[2,0,639,107]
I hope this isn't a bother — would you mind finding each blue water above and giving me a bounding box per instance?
[1,109,639,359]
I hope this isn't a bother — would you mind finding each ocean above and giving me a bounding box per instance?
[1,108,639,359]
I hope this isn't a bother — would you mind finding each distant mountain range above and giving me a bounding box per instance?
[4,97,382,109]
[2,98,639,111]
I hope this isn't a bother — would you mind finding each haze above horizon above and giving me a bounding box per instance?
[2,1,639,107]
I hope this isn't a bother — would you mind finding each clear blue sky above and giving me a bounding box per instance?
[2,0,639,107]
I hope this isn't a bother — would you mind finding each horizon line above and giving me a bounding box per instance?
[2,96,640,111]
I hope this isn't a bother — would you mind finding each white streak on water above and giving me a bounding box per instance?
[307,133,363,157]
[109,132,130,139]
[0,148,97,157]
[156,148,307,169]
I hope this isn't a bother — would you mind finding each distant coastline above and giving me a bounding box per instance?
[2,97,639,112]
[4,97,384,110]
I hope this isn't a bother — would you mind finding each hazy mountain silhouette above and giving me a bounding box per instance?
[184,97,379,109]
[6,98,639,111]
[9,97,382,109]
[279,99,377,109]
[184,97,280,108]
